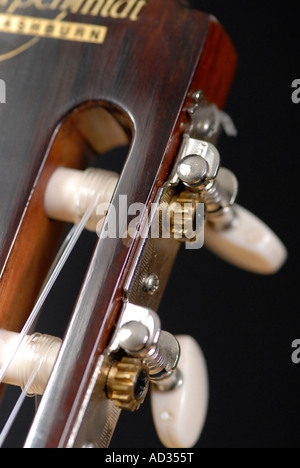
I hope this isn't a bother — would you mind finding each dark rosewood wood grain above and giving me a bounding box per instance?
[0,0,211,330]
[0,0,237,446]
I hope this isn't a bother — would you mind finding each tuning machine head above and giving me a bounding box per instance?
[109,304,209,448]
[173,135,287,273]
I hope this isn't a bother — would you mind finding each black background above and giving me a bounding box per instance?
[1,0,299,449]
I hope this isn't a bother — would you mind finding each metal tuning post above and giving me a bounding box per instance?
[107,304,208,448]
[108,304,180,385]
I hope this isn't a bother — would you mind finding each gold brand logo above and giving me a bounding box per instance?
[0,13,108,43]
[0,0,147,61]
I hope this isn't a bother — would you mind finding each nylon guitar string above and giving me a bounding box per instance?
[0,193,101,446]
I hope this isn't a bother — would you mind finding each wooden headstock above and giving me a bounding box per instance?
[0,0,237,447]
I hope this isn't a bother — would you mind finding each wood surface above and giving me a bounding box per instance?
[0,0,236,445]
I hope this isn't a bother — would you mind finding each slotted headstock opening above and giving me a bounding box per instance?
[0,101,133,333]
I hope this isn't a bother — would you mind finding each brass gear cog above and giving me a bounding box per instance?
[169,190,199,242]
[105,357,149,412]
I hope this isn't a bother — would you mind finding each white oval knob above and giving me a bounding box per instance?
[151,335,209,448]
[204,204,287,274]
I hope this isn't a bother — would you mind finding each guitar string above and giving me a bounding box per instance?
[0,195,100,445]
[0,361,42,447]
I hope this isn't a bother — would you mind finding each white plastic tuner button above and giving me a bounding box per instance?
[204,204,287,275]
[151,335,209,448]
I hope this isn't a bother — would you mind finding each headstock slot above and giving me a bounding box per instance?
[0,101,133,333]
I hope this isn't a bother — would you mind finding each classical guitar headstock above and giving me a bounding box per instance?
[0,0,287,448]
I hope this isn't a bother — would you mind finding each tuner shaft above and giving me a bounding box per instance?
[176,142,238,230]
[44,167,118,232]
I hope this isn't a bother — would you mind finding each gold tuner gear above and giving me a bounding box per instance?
[169,191,199,242]
[105,357,149,412]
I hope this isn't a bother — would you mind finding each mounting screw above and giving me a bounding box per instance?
[142,273,160,295]
[192,90,203,103]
